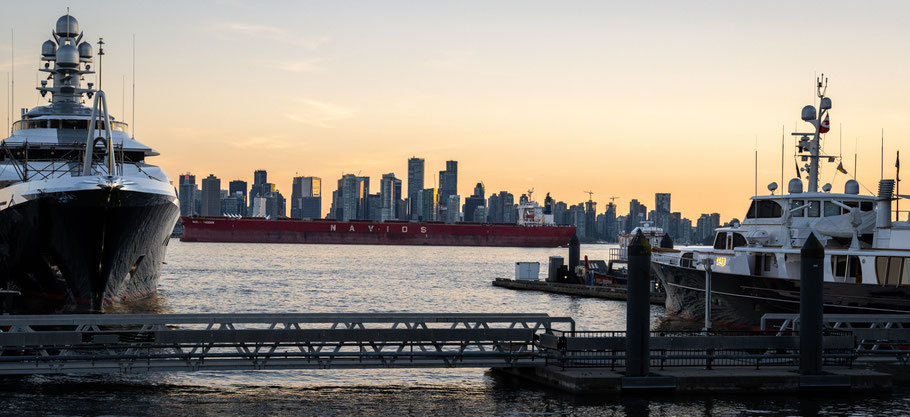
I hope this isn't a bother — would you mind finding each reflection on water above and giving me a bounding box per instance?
[7,240,910,415]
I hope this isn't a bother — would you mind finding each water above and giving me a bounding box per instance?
[4,240,909,416]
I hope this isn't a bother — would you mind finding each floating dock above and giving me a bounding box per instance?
[496,366,890,394]
[492,278,666,305]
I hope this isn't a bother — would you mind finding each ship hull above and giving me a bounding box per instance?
[652,261,910,328]
[0,188,179,313]
[181,217,575,248]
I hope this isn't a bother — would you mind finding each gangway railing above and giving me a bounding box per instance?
[0,313,574,375]
[761,313,910,364]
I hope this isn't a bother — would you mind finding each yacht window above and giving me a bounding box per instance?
[861,202,873,211]
[824,201,841,217]
[832,255,861,283]
[746,200,782,219]
[807,201,820,217]
[876,256,907,286]
[731,233,747,249]
[792,200,805,217]
[888,258,903,286]
[713,232,727,250]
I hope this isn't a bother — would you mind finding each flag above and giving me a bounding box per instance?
[820,114,830,133]
[836,162,848,174]
[795,160,801,179]
[898,151,901,170]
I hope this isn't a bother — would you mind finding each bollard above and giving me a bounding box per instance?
[702,258,714,332]
[800,233,825,375]
[626,229,651,377]
[568,234,580,272]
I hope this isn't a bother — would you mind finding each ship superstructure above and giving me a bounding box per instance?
[0,15,179,312]
[651,76,910,326]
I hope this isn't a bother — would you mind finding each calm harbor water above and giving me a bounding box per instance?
[4,240,909,416]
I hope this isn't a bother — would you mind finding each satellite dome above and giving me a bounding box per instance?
[55,43,79,68]
[77,42,93,59]
[788,178,803,194]
[41,40,56,57]
[55,15,79,37]
[845,180,860,195]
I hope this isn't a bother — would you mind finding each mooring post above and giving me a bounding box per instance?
[702,258,714,332]
[800,232,825,375]
[626,229,651,377]
[568,234,580,272]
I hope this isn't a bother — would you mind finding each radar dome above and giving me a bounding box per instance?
[788,178,803,194]
[55,44,79,68]
[41,40,56,57]
[55,15,79,37]
[845,179,860,195]
[78,42,93,60]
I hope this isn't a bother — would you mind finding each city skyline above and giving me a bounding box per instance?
[1,3,909,221]
[178,162,725,244]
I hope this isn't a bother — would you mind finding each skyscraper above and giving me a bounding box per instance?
[178,173,197,216]
[228,180,247,216]
[200,174,221,217]
[463,182,485,222]
[379,173,402,221]
[419,188,437,221]
[438,160,458,201]
[250,170,268,213]
[291,176,322,219]
[407,157,424,220]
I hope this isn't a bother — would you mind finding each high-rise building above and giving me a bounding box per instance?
[200,174,221,217]
[178,173,197,217]
[654,192,672,232]
[626,199,647,232]
[291,176,322,219]
[584,199,597,239]
[419,188,437,221]
[604,202,617,242]
[249,170,268,213]
[221,193,243,216]
[499,191,515,223]
[228,180,247,216]
[407,157,424,220]
[438,160,458,201]
[445,195,460,224]
[379,173,402,221]
[462,183,485,222]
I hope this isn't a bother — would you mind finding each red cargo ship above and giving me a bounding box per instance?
[180,216,575,247]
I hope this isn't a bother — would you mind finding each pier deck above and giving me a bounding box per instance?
[492,278,666,305]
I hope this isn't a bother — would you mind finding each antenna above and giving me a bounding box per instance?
[96,38,104,91]
[527,188,534,202]
[10,28,13,124]
[780,125,784,188]
[131,34,135,138]
[754,135,758,198]
[881,129,884,181]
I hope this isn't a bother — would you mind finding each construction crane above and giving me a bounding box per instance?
[584,190,594,201]
[609,196,619,205]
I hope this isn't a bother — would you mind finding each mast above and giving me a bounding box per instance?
[794,75,831,193]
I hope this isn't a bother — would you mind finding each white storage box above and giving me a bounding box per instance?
[515,262,540,281]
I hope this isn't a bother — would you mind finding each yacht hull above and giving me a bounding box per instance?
[652,261,910,328]
[0,188,178,313]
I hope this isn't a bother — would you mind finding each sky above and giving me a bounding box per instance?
[2,1,910,221]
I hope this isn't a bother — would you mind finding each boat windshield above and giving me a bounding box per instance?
[745,200,782,219]
[12,119,129,133]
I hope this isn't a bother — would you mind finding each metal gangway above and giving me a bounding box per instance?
[762,313,910,364]
[0,313,574,375]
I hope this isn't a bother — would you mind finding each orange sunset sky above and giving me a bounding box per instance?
[2,1,910,221]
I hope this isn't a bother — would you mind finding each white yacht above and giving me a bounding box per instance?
[0,15,178,312]
[651,77,910,327]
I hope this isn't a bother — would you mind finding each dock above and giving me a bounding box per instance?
[492,278,665,305]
